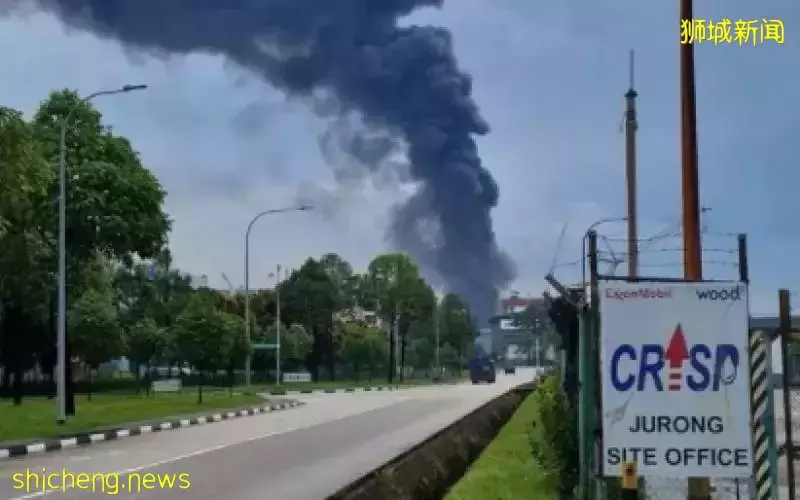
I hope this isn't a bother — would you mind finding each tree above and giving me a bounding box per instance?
[279,258,338,380]
[248,289,276,333]
[0,107,53,404]
[68,288,123,399]
[69,253,124,399]
[319,253,358,313]
[338,324,388,381]
[438,343,460,373]
[31,90,171,263]
[438,293,476,367]
[363,252,433,383]
[114,252,193,377]
[124,317,167,392]
[396,277,435,379]
[259,321,311,378]
[410,337,435,373]
[221,312,248,391]
[173,294,235,403]
[0,90,171,410]
[513,300,558,365]
[282,323,313,367]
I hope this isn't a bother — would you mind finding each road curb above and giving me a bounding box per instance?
[271,385,400,396]
[0,399,304,461]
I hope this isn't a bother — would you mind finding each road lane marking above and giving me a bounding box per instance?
[6,426,301,499]
[6,400,408,499]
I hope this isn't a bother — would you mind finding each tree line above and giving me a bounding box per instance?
[0,90,478,407]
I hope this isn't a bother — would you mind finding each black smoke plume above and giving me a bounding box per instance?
[19,0,516,324]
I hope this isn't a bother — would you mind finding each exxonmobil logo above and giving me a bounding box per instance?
[605,287,673,301]
[695,285,743,302]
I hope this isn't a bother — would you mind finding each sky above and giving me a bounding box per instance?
[1,0,797,315]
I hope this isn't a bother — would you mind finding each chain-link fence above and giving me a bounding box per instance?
[639,477,749,499]
[638,380,799,498]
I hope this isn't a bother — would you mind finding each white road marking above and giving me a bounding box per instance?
[7,426,298,500]
[5,400,401,500]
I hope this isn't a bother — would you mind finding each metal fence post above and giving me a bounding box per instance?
[578,309,595,499]
[779,289,796,500]
[764,332,780,497]
[587,230,602,499]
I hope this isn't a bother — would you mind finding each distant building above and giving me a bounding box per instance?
[499,293,536,315]
[333,305,380,328]
[484,293,550,362]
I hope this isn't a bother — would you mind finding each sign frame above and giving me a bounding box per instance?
[599,280,752,478]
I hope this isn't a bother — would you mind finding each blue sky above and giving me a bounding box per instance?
[1,0,796,314]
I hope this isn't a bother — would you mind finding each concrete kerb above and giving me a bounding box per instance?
[265,385,401,396]
[277,380,472,396]
[0,399,304,461]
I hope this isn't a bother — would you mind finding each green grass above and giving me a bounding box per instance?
[444,391,556,500]
[0,390,263,443]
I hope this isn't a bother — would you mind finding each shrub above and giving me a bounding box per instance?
[527,374,578,498]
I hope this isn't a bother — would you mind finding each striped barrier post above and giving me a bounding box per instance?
[750,329,773,500]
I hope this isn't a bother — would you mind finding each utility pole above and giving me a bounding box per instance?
[680,0,706,498]
[624,49,639,278]
[434,291,441,374]
[275,264,281,386]
[681,0,702,282]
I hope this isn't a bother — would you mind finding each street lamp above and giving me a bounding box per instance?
[244,205,312,387]
[268,264,282,386]
[57,84,147,424]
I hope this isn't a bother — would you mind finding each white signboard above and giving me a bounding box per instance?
[151,378,182,393]
[499,319,520,330]
[283,372,312,383]
[599,281,751,478]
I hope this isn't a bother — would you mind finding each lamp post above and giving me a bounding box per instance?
[243,206,312,387]
[57,84,147,424]
[274,264,281,386]
[433,288,443,376]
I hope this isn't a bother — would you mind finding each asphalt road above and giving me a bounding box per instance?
[0,369,538,500]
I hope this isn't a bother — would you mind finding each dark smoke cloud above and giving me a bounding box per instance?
[17,0,516,324]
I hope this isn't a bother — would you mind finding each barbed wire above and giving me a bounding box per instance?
[611,248,737,255]
[600,229,739,244]
[547,219,741,279]
[635,260,739,269]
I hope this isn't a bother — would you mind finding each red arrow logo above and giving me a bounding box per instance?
[665,324,689,391]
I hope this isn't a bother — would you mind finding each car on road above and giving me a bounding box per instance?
[504,364,516,375]
[469,356,496,384]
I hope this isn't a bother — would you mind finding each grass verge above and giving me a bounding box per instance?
[444,390,555,500]
[0,390,263,443]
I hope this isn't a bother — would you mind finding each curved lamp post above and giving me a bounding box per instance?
[57,84,147,424]
[243,205,313,386]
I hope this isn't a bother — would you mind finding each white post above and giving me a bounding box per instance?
[275,264,281,386]
[535,337,541,367]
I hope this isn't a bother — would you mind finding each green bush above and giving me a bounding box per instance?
[527,374,578,498]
